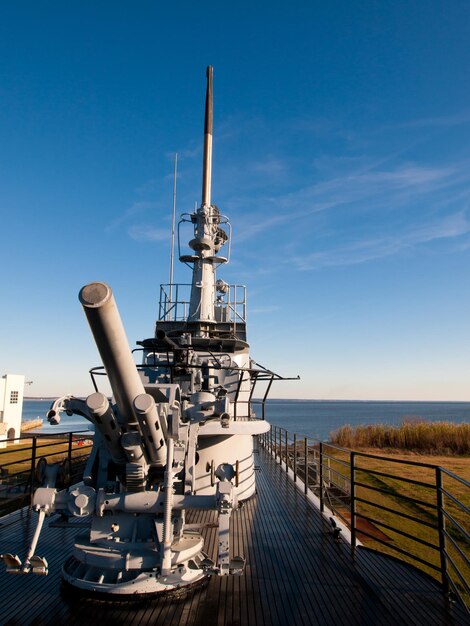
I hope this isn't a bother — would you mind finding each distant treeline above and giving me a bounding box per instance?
[330,420,470,455]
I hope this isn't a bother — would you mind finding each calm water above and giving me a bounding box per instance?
[22,400,92,434]
[256,399,470,440]
[24,398,470,441]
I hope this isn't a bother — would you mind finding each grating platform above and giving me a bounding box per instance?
[0,448,467,625]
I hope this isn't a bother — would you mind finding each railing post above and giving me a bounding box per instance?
[319,442,324,512]
[304,437,308,495]
[293,434,297,482]
[285,430,288,472]
[68,432,73,470]
[350,451,356,548]
[278,427,282,464]
[30,436,37,504]
[436,467,449,595]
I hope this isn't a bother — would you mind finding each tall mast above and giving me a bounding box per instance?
[201,66,213,208]
[187,66,219,327]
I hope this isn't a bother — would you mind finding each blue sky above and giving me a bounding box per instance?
[1,1,470,400]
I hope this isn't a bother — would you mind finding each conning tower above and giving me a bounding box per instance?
[2,67,296,599]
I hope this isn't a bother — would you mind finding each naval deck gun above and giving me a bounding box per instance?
[2,66,295,597]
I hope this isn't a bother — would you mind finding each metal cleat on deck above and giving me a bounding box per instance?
[26,555,48,575]
[198,557,216,573]
[1,553,22,574]
[2,552,48,575]
[2,504,50,576]
[329,517,342,541]
[196,555,245,576]
[229,556,245,575]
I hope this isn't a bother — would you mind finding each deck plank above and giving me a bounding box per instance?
[0,447,467,626]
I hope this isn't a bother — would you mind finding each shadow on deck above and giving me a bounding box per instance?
[0,448,467,625]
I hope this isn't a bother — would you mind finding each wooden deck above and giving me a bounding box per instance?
[0,447,467,625]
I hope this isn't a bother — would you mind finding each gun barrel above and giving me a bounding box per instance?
[79,282,146,426]
[201,65,213,208]
[86,393,127,464]
[156,329,179,351]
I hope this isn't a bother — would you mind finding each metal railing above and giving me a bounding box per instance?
[0,432,92,514]
[259,424,470,614]
[158,283,246,324]
[159,283,191,321]
[3,424,467,611]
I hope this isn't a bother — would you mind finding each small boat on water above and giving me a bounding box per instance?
[1,66,291,597]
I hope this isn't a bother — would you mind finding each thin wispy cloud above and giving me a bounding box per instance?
[250,157,286,175]
[135,179,159,195]
[166,144,201,160]
[289,117,337,134]
[124,112,470,283]
[128,225,169,242]
[281,164,455,208]
[455,236,470,251]
[105,201,158,233]
[232,162,461,244]
[357,165,455,187]
[390,112,470,130]
[234,213,292,243]
[291,212,470,271]
[411,211,470,241]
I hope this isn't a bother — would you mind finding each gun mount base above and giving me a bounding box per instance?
[61,561,210,600]
[61,549,209,597]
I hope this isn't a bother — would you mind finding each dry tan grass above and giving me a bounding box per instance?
[330,420,470,455]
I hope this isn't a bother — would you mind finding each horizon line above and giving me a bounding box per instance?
[24,396,470,403]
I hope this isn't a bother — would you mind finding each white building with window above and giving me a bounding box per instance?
[0,374,24,448]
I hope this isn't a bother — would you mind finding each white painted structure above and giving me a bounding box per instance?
[0,374,25,448]
[1,67,291,595]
